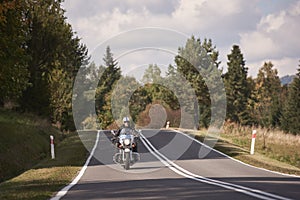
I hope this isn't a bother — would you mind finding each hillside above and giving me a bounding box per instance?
[0,109,63,182]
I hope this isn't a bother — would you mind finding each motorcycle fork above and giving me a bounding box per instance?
[122,149,132,160]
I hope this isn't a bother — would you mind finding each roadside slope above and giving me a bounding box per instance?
[0,130,89,200]
[0,109,63,182]
[178,128,300,176]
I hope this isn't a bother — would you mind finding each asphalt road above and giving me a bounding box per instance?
[57,129,300,200]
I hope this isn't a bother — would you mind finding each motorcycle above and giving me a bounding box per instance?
[111,128,140,170]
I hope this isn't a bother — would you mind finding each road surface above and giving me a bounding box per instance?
[55,129,300,200]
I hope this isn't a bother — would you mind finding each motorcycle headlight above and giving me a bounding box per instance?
[124,138,131,146]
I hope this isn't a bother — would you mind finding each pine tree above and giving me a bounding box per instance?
[281,64,300,134]
[95,46,121,128]
[224,45,250,124]
[111,76,141,122]
[176,36,220,129]
[254,62,282,128]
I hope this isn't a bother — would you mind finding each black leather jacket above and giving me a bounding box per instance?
[115,125,139,138]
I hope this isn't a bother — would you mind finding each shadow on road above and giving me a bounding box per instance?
[61,177,256,200]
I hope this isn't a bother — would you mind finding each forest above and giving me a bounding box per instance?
[1,0,299,135]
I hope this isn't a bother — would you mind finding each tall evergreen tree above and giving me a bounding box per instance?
[254,62,282,127]
[95,46,121,128]
[281,63,300,134]
[224,45,250,124]
[72,62,103,129]
[176,36,220,129]
[141,64,162,84]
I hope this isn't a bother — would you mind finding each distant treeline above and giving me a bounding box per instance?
[91,39,300,135]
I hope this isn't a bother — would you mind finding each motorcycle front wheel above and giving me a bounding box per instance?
[124,152,130,170]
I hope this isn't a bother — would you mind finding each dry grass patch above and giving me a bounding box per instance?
[178,126,300,176]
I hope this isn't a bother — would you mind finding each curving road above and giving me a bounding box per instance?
[55,129,300,200]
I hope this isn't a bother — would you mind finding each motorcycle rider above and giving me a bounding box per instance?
[112,117,139,152]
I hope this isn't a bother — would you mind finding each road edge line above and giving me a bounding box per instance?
[173,129,300,178]
[140,132,292,200]
[50,130,100,200]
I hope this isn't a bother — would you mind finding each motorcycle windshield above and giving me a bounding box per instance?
[119,134,133,140]
[120,128,133,135]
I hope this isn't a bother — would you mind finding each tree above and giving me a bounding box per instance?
[224,45,250,124]
[48,68,72,130]
[95,46,121,128]
[19,0,88,129]
[141,64,162,84]
[163,65,181,110]
[141,64,167,103]
[253,62,282,128]
[72,62,103,129]
[0,0,88,129]
[0,0,30,108]
[110,76,146,123]
[281,63,300,134]
[176,36,220,128]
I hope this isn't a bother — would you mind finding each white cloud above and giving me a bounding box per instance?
[238,1,300,76]
[63,0,300,77]
[240,1,300,60]
[240,32,279,61]
[259,11,286,32]
[247,57,298,77]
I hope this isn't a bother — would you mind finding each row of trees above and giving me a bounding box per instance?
[224,45,299,134]
[0,0,88,130]
[1,0,298,134]
[93,37,299,134]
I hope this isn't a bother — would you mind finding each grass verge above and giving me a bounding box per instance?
[0,109,64,182]
[178,128,300,176]
[0,132,89,200]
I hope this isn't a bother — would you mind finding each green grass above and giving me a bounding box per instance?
[179,128,300,176]
[0,132,89,200]
[0,109,64,182]
[0,109,91,200]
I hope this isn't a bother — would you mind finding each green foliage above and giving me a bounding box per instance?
[253,62,282,127]
[175,36,220,128]
[1,0,298,137]
[111,76,142,122]
[281,64,300,134]
[0,0,88,130]
[72,62,103,129]
[0,109,62,182]
[224,45,250,124]
[48,68,72,130]
[128,85,151,123]
[141,64,162,84]
[21,0,88,119]
[0,0,30,107]
[95,46,121,128]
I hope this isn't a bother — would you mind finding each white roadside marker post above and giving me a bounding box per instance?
[50,135,55,159]
[166,121,170,129]
[250,130,257,155]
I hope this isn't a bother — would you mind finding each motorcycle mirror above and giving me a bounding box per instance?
[111,130,116,136]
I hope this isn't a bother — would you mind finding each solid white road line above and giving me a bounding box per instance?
[174,129,300,178]
[50,130,100,200]
[140,132,293,200]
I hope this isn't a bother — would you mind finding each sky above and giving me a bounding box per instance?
[62,0,300,78]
